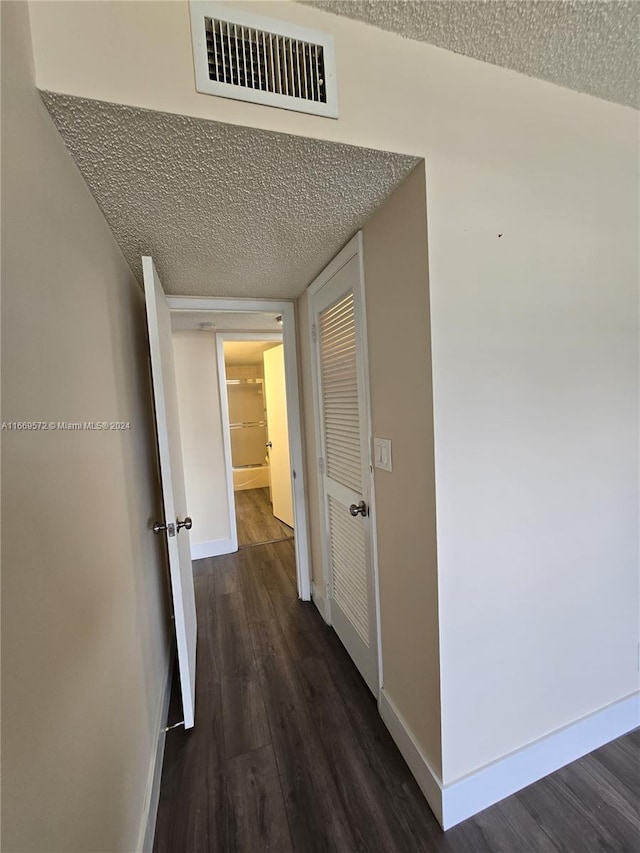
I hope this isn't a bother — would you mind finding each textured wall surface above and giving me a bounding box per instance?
[41,92,418,299]
[308,0,639,109]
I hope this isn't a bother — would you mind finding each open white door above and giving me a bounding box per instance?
[142,256,197,729]
[310,237,379,695]
[263,344,294,528]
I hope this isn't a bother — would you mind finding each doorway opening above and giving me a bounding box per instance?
[168,298,311,602]
[219,334,295,550]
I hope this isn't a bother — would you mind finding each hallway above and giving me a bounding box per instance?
[153,542,640,852]
[234,487,294,548]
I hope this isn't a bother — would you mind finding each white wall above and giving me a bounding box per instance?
[297,291,325,596]
[172,330,231,557]
[1,3,170,849]
[29,0,639,789]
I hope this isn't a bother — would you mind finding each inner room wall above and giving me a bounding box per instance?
[2,4,171,850]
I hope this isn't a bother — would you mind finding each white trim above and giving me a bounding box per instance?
[311,581,329,623]
[307,291,333,627]
[190,537,235,560]
[307,233,383,696]
[167,297,312,601]
[441,690,640,829]
[138,654,174,853]
[169,297,291,313]
[306,237,359,299]
[354,233,384,693]
[216,334,239,555]
[378,689,444,826]
[379,687,640,831]
[217,332,283,343]
[189,1,338,119]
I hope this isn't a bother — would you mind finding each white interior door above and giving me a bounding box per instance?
[142,256,197,729]
[311,244,378,694]
[263,344,294,528]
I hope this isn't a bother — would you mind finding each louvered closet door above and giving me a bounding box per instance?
[312,249,378,695]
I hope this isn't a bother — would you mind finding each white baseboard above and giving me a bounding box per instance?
[378,689,444,824]
[190,537,234,560]
[311,581,329,623]
[138,654,173,852]
[379,687,640,831]
[441,690,640,829]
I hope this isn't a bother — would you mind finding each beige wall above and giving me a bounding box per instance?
[28,0,639,785]
[297,166,440,771]
[361,162,441,776]
[172,331,231,553]
[1,4,170,850]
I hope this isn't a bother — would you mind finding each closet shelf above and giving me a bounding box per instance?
[227,378,264,386]
[229,420,266,430]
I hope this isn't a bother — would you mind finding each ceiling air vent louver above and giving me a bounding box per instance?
[189,3,338,118]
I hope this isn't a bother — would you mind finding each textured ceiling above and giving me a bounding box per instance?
[307,0,640,109]
[170,311,283,332]
[41,93,418,299]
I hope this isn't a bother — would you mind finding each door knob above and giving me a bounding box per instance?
[177,516,193,532]
[349,501,367,517]
[265,441,272,448]
[153,520,176,537]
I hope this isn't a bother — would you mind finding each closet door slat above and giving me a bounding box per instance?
[319,292,362,494]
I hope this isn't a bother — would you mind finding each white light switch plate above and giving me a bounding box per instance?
[373,437,392,472]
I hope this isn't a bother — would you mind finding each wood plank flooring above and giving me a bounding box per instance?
[234,486,293,547]
[154,541,640,852]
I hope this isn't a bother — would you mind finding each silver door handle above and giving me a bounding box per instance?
[153,520,176,537]
[349,501,367,517]
[177,516,193,532]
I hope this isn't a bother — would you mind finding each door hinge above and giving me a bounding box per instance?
[311,323,317,343]
[318,456,325,475]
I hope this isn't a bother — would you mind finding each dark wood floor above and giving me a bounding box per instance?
[235,486,294,547]
[154,541,640,852]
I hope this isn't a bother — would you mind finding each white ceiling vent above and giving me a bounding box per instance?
[189,3,338,118]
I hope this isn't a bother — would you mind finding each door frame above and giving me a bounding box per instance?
[215,331,284,553]
[306,232,383,693]
[167,296,311,601]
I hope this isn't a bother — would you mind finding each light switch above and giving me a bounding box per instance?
[373,437,392,472]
